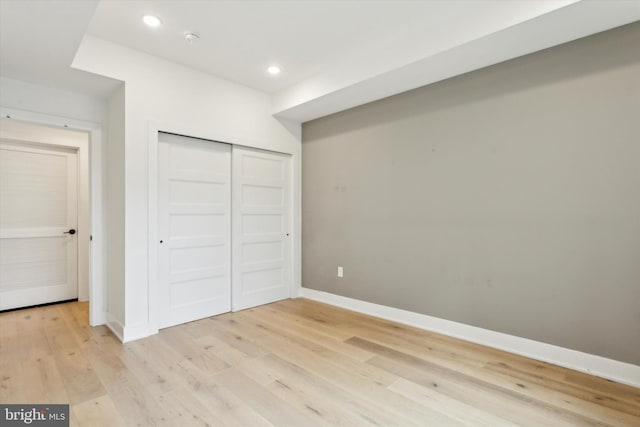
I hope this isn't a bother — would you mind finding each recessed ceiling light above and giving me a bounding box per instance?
[142,15,162,28]
[267,65,281,75]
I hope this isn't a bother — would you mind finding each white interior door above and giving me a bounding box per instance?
[158,133,231,328]
[232,146,292,311]
[0,142,78,310]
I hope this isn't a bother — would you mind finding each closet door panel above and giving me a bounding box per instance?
[232,146,292,311]
[158,133,231,328]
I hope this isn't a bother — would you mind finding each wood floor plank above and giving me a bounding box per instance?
[117,335,199,396]
[150,385,228,427]
[260,299,359,341]
[233,313,481,426]
[22,355,70,404]
[0,310,19,339]
[0,359,25,403]
[72,395,126,427]
[564,369,640,405]
[252,340,457,426]
[18,328,53,363]
[297,298,639,408]
[57,302,93,349]
[44,311,83,354]
[344,331,640,426]
[188,375,276,427]
[193,334,252,367]
[53,348,107,405]
[232,309,398,387]
[89,346,174,426]
[84,325,123,353]
[263,352,460,427]
[485,360,640,418]
[371,353,584,427]
[388,377,520,427]
[158,326,230,375]
[294,298,567,381]
[0,332,20,368]
[213,368,324,427]
[1,299,638,427]
[292,299,565,378]
[245,304,375,361]
[233,354,285,386]
[348,336,615,427]
[206,315,271,358]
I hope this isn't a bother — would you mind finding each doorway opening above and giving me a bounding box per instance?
[0,114,104,326]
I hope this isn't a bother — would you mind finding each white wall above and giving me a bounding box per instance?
[106,84,125,328]
[73,36,302,340]
[0,76,109,325]
[0,77,106,124]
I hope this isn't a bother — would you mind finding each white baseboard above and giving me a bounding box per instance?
[123,322,157,343]
[105,314,156,343]
[106,313,124,342]
[90,310,107,327]
[301,288,640,388]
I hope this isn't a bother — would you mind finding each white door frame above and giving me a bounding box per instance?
[0,107,105,326]
[147,121,297,334]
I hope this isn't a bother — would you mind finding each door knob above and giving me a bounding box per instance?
[64,229,76,235]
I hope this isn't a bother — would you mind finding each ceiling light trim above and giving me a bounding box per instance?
[142,14,162,28]
[267,65,281,75]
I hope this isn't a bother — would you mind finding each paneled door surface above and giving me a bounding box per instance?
[158,133,231,328]
[232,146,292,311]
[0,142,78,310]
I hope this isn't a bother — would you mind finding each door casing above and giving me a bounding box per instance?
[0,111,103,326]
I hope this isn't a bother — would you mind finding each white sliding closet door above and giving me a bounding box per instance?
[158,133,231,328]
[0,143,78,310]
[232,146,292,311]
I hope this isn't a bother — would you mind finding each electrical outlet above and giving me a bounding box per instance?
[337,266,344,278]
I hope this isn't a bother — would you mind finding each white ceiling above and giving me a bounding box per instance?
[0,0,120,98]
[86,0,577,94]
[1,1,639,119]
[274,0,640,121]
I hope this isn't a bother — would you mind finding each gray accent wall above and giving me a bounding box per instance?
[301,23,640,365]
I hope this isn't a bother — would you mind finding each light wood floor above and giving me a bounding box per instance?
[1,298,639,426]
